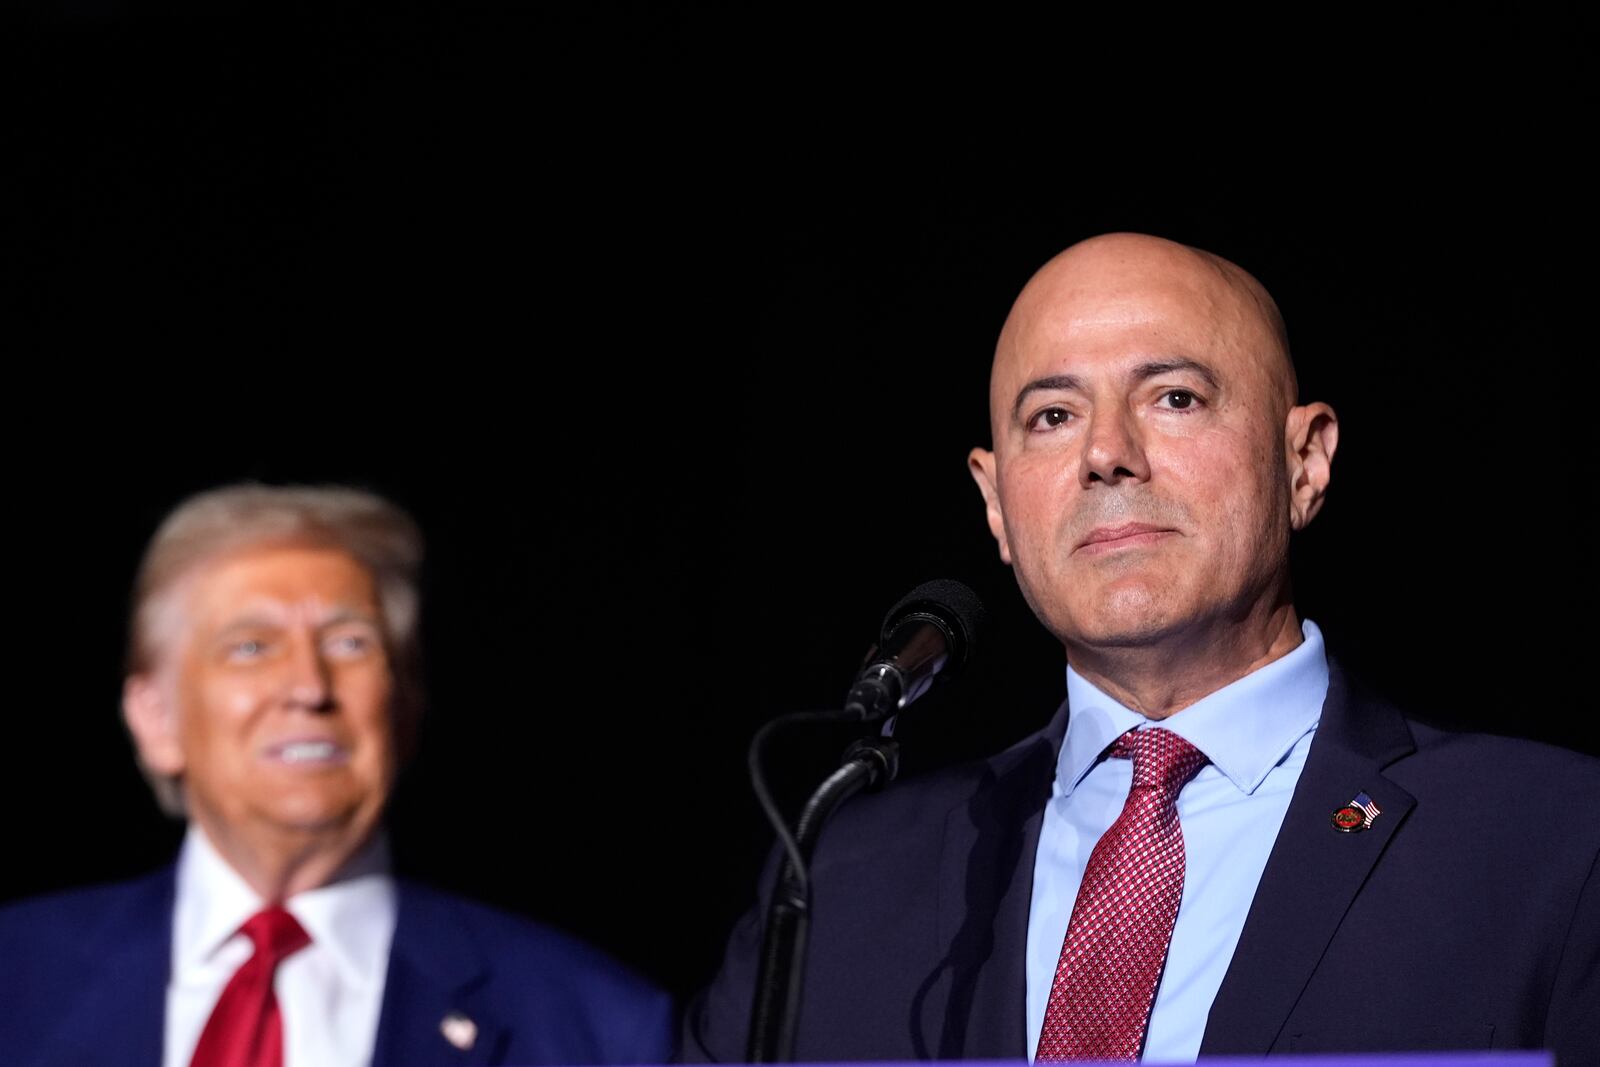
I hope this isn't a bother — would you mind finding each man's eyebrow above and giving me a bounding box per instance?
[1010,360,1222,419]
[213,614,281,636]
[1131,358,1221,392]
[319,609,382,628]
[1012,374,1085,418]
[213,608,379,634]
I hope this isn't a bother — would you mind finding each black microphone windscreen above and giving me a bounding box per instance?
[881,578,988,672]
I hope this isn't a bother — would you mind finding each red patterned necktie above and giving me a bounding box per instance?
[1036,727,1209,1061]
[189,906,311,1067]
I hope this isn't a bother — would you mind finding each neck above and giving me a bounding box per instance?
[193,815,372,902]
[1066,604,1305,720]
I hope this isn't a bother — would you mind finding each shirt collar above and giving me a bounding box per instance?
[173,825,397,990]
[286,836,396,990]
[173,825,262,976]
[1057,618,1328,798]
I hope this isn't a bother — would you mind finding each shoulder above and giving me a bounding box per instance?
[1399,720,1600,865]
[1392,714,1600,817]
[1345,688,1600,904]
[1403,718,1600,785]
[0,868,172,953]
[0,870,173,1061]
[1327,660,1600,822]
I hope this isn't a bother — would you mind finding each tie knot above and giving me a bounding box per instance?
[240,906,311,967]
[1110,727,1208,792]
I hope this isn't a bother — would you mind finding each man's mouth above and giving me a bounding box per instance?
[1075,523,1177,554]
[263,739,349,766]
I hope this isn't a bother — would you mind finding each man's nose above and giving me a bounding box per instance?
[1078,404,1152,487]
[284,632,336,712]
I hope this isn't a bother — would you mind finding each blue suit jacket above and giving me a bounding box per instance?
[685,661,1600,1062]
[0,872,674,1066]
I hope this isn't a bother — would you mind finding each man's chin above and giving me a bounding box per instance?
[1049,583,1191,647]
[254,795,375,840]
[1065,623,1185,652]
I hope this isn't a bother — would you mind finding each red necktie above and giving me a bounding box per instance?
[189,906,311,1067]
[1036,727,1208,1061]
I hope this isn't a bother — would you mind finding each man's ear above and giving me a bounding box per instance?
[123,674,185,777]
[1286,402,1339,530]
[968,447,1012,564]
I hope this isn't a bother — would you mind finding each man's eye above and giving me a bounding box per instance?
[1160,390,1199,410]
[1029,407,1072,430]
[326,632,375,657]
[227,639,267,661]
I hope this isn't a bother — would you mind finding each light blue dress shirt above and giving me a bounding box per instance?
[1026,619,1328,1063]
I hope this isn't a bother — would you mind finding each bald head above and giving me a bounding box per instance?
[991,233,1297,445]
[968,232,1338,715]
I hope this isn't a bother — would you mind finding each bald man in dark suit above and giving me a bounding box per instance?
[685,235,1599,1063]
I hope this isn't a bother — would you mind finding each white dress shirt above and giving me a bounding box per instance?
[164,827,398,1067]
[1027,618,1329,1063]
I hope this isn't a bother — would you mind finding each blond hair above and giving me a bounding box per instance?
[127,483,425,814]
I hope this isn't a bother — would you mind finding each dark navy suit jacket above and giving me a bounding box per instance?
[685,661,1600,1062]
[0,872,674,1066]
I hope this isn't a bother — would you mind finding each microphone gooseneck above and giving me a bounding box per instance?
[746,579,986,1062]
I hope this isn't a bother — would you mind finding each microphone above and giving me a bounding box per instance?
[843,579,987,724]
[745,579,985,1061]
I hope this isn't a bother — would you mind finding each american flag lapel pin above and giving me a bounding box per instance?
[1331,791,1382,833]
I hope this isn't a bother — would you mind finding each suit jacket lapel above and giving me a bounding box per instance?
[372,883,507,1067]
[921,701,1068,1059]
[1201,660,1417,1055]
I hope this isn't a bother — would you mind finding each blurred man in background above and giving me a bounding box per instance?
[0,484,673,1067]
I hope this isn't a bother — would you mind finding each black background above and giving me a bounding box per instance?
[10,8,1596,1002]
